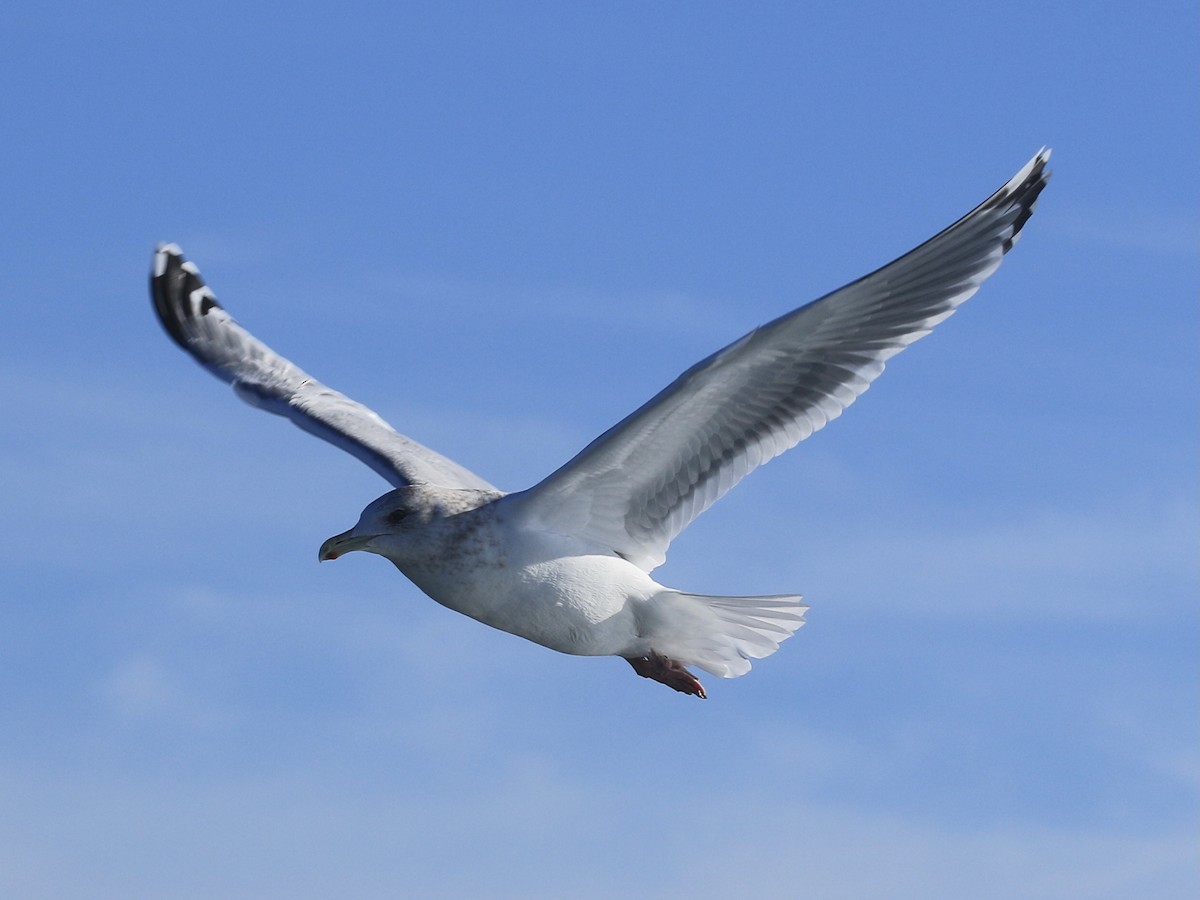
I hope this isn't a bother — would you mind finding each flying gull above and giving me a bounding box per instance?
[151,149,1050,698]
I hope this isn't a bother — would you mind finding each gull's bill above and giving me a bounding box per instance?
[150,149,1050,697]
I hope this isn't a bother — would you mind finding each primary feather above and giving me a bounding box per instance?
[150,246,495,491]
[151,150,1051,697]
[508,149,1050,571]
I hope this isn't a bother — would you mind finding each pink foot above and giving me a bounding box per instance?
[625,652,707,699]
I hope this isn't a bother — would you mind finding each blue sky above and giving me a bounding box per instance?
[2,2,1197,897]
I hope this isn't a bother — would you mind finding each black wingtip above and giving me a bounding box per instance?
[998,148,1052,254]
[149,244,224,349]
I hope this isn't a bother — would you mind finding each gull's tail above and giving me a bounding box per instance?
[649,590,808,678]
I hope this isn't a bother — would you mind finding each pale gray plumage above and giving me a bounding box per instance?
[150,149,1050,697]
[151,249,495,492]
[510,149,1051,570]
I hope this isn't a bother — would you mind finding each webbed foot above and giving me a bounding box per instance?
[625,652,706,699]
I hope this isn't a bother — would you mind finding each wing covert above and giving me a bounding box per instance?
[150,244,496,492]
[507,150,1051,570]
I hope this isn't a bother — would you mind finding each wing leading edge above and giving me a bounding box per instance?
[508,150,1051,571]
[150,244,496,492]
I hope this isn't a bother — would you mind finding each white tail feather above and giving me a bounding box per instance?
[650,591,808,678]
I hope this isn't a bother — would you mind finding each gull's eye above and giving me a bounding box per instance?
[384,508,409,526]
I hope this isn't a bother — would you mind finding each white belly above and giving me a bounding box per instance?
[402,542,660,657]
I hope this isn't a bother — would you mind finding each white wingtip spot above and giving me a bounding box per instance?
[153,243,182,277]
[1005,148,1051,195]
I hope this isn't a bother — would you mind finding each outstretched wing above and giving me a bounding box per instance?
[508,149,1051,571]
[150,244,496,492]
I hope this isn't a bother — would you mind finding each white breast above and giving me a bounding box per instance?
[397,517,658,657]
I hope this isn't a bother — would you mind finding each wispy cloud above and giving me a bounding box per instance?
[2,756,1194,899]
[355,266,754,342]
[100,656,231,732]
[1052,209,1200,257]
[727,493,1200,623]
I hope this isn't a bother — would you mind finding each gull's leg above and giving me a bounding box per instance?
[625,652,707,699]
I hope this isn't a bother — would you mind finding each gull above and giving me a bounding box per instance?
[151,149,1050,698]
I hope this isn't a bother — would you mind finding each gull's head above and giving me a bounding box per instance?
[318,488,420,562]
[318,484,500,564]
